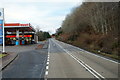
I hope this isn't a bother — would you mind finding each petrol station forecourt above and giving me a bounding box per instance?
[4,23,38,46]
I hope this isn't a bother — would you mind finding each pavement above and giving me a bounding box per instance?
[0,52,18,71]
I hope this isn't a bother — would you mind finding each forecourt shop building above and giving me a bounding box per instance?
[4,23,38,45]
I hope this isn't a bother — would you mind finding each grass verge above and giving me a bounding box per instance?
[91,50,120,61]
[0,54,7,58]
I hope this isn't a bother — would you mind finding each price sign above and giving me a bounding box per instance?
[0,8,3,44]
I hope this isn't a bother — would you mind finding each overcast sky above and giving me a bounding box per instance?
[0,0,83,34]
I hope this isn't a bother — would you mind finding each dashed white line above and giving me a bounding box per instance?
[47,59,49,62]
[46,66,49,70]
[39,55,48,78]
[48,56,49,59]
[48,55,50,57]
[45,39,50,78]
[47,62,49,65]
[45,71,48,75]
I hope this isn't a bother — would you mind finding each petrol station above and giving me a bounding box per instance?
[0,8,38,48]
[4,23,38,46]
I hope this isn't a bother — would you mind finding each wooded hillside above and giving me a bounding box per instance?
[56,2,119,60]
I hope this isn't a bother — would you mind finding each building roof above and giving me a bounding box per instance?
[4,23,35,32]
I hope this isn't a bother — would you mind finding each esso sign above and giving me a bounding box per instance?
[19,24,29,26]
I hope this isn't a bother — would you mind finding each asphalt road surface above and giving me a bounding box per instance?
[2,39,119,80]
[2,48,47,78]
[46,39,119,80]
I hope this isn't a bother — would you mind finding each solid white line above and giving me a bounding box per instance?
[56,39,119,64]
[53,39,105,79]
[84,50,119,64]
[69,53,100,79]
[65,49,103,79]
[84,63,104,78]
[67,50,105,79]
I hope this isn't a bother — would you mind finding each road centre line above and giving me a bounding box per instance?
[47,59,49,62]
[48,55,50,57]
[45,71,48,75]
[68,52,100,79]
[47,62,49,65]
[46,66,49,70]
[48,56,49,59]
[45,39,50,77]
[66,50,105,79]
[39,54,48,78]
[53,39,105,80]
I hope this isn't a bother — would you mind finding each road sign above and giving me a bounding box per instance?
[0,9,3,20]
[0,18,3,44]
[0,8,5,52]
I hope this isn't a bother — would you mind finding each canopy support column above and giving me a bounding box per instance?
[15,29,19,45]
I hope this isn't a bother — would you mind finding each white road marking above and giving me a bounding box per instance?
[48,55,50,57]
[45,39,50,77]
[57,39,119,64]
[67,50,105,79]
[69,52,100,79]
[46,66,49,70]
[47,62,49,65]
[83,50,119,64]
[45,71,48,75]
[53,39,105,80]
[39,54,48,78]
[47,59,49,62]
[48,56,49,59]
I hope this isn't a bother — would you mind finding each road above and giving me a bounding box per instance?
[46,39,119,80]
[2,39,119,80]
[2,46,47,78]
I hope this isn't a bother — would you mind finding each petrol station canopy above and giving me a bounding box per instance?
[4,23,35,32]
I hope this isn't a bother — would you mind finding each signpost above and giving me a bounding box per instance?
[0,8,5,53]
